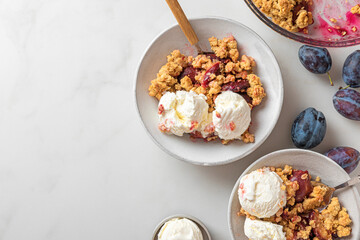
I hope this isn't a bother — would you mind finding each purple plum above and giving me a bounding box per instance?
[333,88,360,121]
[325,147,360,174]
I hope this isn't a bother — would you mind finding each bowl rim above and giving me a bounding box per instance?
[227,148,360,240]
[243,0,360,47]
[134,16,284,166]
[152,214,212,240]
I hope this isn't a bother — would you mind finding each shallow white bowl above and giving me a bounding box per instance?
[228,149,360,240]
[135,17,283,165]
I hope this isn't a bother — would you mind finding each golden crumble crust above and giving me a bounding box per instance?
[209,36,239,61]
[321,197,352,238]
[240,55,256,70]
[241,130,255,143]
[193,85,207,95]
[166,49,188,68]
[351,5,360,14]
[301,185,329,211]
[246,74,266,106]
[192,55,213,69]
[180,76,193,91]
[296,9,313,29]
[148,50,187,99]
[253,0,313,32]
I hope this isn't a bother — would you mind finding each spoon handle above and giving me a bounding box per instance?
[334,175,360,190]
[165,0,199,45]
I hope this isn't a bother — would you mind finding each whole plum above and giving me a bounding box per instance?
[299,45,332,74]
[298,45,333,85]
[342,50,360,88]
[333,88,360,121]
[291,107,327,149]
[324,147,360,173]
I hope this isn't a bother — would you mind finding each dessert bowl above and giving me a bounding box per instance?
[228,148,360,240]
[152,214,211,240]
[135,17,283,165]
[244,0,360,47]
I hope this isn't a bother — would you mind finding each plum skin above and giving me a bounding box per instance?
[289,170,313,203]
[333,88,360,121]
[178,66,198,84]
[342,50,360,88]
[298,45,332,74]
[202,62,220,87]
[325,147,360,174]
[291,107,327,149]
[221,80,249,93]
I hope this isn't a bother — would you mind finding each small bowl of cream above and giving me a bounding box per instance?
[152,214,211,240]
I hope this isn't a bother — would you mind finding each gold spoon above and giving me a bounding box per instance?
[165,0,203,54]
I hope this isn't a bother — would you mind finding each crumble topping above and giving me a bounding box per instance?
[351,4,360,15]
[208,36,239,61]
[149,50,186,100]
[320,197,352,238]
[246,74,266,106]
[253,0,314,32]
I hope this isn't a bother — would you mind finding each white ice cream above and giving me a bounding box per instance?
[198,112,214,138]
[158,91,210,136]
[213,91,251,140]
[244,218,286,240]
[158,218,203,240]
[238,168,286,218]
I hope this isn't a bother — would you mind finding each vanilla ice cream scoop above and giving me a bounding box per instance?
[158,91,210,136]
[213,91,251,140]
[158,218,203,240]
[238,168,286,218]
[244,218,286,240]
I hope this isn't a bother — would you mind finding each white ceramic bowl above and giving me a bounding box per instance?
[135,17,283,165]
[228,149,360,240]
[152,214,211,240]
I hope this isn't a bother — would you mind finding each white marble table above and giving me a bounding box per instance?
[0,0,359,239]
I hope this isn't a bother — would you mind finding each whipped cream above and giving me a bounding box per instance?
[158,91,210,136]
[244,218,286,240]
[158,218,203,240]
[238,168,286,218]
[213,91,251,140]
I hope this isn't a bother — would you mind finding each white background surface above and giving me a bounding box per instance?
[0,0,359,239]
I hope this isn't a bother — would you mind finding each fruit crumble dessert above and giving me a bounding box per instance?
[148,37,266,144]
[252,0,314,33]
[238,166,352,240]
